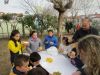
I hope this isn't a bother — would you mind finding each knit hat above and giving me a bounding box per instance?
[30,52,41,62]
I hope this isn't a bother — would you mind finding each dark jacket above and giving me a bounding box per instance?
[71,56,84,69]
[28,65,49,75]
[78,68,86,75]
[12,66,26,75]
[73,27,99,42]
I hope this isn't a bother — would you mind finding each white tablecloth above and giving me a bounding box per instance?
[39,51,77,75]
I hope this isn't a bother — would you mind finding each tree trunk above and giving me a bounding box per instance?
[22,23,25,37]
[12,26,16,30]
[6,22,9,38]
[0,26,4,38]
[57,12,64,43]
[40,29,43,37]
[13,26,16,30]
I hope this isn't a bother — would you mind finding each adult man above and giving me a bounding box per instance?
[73,17,99,42]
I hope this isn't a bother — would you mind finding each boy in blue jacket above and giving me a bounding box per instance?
[44,30,58,49]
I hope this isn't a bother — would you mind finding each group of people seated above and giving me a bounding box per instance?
[9,52,50,75]
[8,29,58,65]
[8,17,100,75]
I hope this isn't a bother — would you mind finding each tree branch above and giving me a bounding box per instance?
[64,0,73,9]
[50,0,73,13]
[23,0,36,14]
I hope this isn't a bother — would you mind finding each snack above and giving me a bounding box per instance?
[21,41,29,45]
[58,49,64,53]
[38,47,43,51]
[23,41,29,44]
[53,71,61,75]
[45,57,53,63]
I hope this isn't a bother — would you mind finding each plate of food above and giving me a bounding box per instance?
[47,47,58,56]
[45,57,54,63]
[53,71,61,75]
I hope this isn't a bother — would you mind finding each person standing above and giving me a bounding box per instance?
[73,17,99,42]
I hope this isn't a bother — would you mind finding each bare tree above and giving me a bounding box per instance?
[68,0,82,27]
[21,0,74,40]
[69,0,99,17]
[48,0,73,43]
[68,0,99,26]
[21,0,46,14]
[79,0,95,16]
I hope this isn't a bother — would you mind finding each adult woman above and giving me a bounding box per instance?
[72,35,100,75]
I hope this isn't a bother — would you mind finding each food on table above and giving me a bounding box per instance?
[53,71,61,75]
[38,47,43,51]
[47,47,58,55]
[24,41,29,44]
[58,49,64,53]
[45,57,53,63]
[21,41,29,45]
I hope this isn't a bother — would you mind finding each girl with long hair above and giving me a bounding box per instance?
[8,30,26,65]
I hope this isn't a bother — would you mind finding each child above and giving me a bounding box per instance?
[27,67,47,75]
[27,31,43,53]
[9,54,31,75]
[67,48,84,69]
[62,37,70,46]
[59,36,71,53]
[44,30,58,49]
[8,30,27,65]
[28,52,50,75]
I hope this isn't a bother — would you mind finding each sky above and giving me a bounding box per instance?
[0,0,52,14]
[0,0,100,16]
[0,0,24,13]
